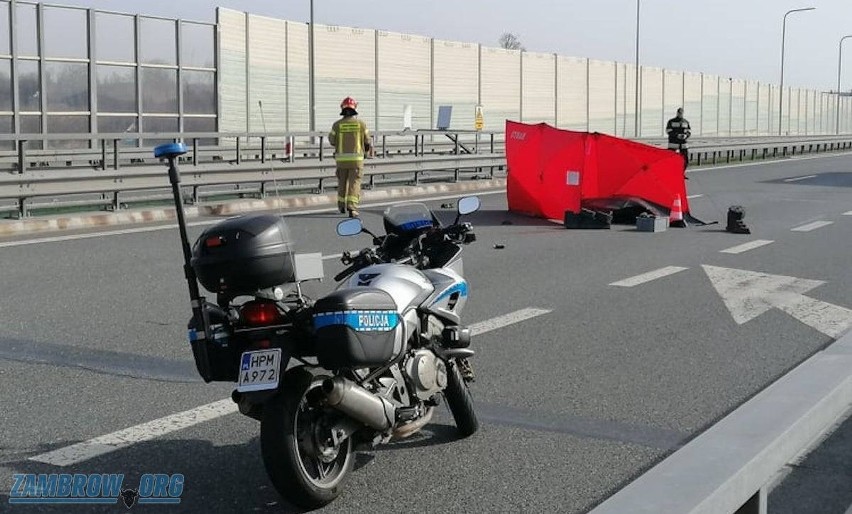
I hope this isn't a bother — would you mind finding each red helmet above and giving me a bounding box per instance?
[340,97,358,110]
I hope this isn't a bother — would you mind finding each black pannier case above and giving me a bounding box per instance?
[191,214,295,296]
[313,288,403,369]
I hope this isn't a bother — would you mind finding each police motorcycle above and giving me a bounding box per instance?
[155,143,480,509]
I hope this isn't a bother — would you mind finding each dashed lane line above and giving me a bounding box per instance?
[719,240,774,254]
[609,266,689,288]
[791,221,834,232]
[783,174,818,182]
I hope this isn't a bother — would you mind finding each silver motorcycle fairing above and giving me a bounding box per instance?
[341,263,434,337]
[421,266,468,325]
[342,263,434,311]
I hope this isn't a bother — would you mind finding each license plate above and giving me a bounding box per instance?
[237,349,282,392]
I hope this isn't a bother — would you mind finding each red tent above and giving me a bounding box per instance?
[506,121,691,220]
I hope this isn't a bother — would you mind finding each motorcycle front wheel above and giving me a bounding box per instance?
[260,367,354,509]
[444,360,479,437]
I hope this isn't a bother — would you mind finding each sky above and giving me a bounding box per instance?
[33,0,852,91]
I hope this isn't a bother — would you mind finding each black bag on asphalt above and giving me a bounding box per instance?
[564,208,613,230]
[726,205,751,234]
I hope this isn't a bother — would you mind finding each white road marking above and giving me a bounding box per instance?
[843,211,852,216]
[29,399,238,467]
[687,194,703,199]
[609,266,689,288]
[0,190,505,248]
[0,222,212,248]
[28,306,551,466]
[702,265,852,338]
[791,221,833,232]
[719,240,774,254]
[783,174,817,182]
[469,307,552,336]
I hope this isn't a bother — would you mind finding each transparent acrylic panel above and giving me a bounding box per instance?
[0,115,12,151]
[15,3,38,58]
[140,17,177,65]
[0,59,10,111]
[45,62,89,112]
[95,12,135,63]
[182,70,215,114]
[141,67,177,113]
[181,22,214,68]
[142,116,178,146]
[21,115,42,148]
[97,115,138,145]
[0,4,10,55]
[97,65,136,113]
[47,115,90,148]
[43,7,87,59]
[17,59,40,112]
[183,116,217,145]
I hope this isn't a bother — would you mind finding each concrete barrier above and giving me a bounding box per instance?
[591,329,852,514]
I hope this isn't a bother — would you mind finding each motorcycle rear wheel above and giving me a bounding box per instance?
[444,360,479,437]
[260,367,354,509]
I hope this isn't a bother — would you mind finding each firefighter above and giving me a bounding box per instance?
[329,97,372,218]
[666,107,691,172]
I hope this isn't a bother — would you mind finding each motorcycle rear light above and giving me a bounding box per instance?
[205,236,225,248]
[240,301,283,326]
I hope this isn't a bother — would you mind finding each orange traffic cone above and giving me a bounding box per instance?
[670,195,686,227]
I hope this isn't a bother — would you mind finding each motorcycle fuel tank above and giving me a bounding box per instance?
[344,263,435,315]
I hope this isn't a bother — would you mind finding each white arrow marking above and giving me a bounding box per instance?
[702,265,852,338]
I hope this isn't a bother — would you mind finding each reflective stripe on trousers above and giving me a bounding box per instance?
[336,168,363,211]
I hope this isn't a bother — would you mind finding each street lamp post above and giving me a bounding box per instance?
[779,7,816,135]
[309,0,316,134]
[837,35,852,135]
[634,0,640,138]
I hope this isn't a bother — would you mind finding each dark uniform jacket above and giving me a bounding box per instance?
[666,116,691,149]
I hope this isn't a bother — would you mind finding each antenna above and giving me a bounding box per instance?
[257,100,305,302]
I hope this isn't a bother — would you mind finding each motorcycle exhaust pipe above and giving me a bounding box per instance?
[322,377,395,431]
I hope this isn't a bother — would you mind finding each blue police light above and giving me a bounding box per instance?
[153,143,188,159]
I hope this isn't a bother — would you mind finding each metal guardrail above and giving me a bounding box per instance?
[2,130,852,218]
[0,130,501,174]
[0,153,505,217]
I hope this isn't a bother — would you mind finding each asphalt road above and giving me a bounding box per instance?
[1,152,852,513]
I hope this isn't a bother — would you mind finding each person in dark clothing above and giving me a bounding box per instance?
[666,107,691,172]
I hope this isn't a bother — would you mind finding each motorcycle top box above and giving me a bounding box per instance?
[191,214,295,297]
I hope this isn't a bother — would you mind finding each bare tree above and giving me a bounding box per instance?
[498,33,525,51]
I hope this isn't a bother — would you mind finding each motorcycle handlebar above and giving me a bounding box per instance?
[334,221,475,281]
[334,248,381,282]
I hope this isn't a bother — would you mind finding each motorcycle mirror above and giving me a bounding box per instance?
[457,196,481,216]
[336,218,363,237]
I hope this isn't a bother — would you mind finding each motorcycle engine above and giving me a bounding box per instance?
[404,350,447,401]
